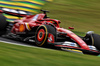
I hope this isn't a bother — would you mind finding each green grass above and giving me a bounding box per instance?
[42,0,100,35]
[0,42,100,66]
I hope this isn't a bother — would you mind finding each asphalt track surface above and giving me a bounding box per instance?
[0,36,82,54]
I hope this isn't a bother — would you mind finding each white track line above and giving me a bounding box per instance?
[0,40,83,53]
[0,40,56,51]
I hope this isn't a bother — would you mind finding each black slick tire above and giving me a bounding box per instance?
[35,25,56,46]
[0,14,7,35]
[83,33,100,55]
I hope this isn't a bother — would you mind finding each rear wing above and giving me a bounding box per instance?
[0,7,32,17]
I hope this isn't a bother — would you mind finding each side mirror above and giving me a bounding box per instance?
[68,27,74,30]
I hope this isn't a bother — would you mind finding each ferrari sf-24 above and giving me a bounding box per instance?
[0,8,100,55]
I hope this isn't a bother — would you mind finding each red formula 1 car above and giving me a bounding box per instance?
[0,8,100,55]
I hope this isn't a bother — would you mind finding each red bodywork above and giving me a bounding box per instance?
[0,8,100,55]
[1,9,99,53]
[11,13,91,51]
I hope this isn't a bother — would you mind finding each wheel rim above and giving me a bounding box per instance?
[37,29,45,42]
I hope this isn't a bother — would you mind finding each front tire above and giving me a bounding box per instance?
[92,34,100,51]
[83,33,100,55]
[35,25,56,46]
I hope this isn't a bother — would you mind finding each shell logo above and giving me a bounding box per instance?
[19,24,25,32]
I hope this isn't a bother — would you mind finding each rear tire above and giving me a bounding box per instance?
[0,14,7,35]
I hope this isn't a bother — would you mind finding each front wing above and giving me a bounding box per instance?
[53,41,100,55]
